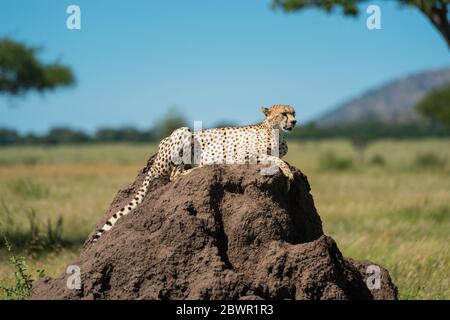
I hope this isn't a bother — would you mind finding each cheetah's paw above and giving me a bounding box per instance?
[279,165,293,191]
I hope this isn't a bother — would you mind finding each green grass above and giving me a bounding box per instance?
[0,143,158,166]
[0,139,449,299]
[7,178,50,199]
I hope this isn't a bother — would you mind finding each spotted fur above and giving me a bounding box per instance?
[92,105,297,243]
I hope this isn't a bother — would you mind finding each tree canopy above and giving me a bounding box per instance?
[417,85,450,128]
[153,107,188,139]
[272,0,450,48]
[0,38,75,96]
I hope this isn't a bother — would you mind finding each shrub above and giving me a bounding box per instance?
[414,153,446,169]
[0,238,45,300]
[0,203,66,252]
[319,151,353,171]
[370,154,386,166]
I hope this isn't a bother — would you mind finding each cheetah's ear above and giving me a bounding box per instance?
[261,107,271,117]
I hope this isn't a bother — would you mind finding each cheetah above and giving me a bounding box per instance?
[92,105,297,243]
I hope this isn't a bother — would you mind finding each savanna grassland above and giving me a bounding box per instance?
[0,140,449,299]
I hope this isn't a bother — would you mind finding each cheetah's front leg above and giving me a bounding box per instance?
[258,154,294,190]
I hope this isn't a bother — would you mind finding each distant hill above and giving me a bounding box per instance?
[316,68,450,127]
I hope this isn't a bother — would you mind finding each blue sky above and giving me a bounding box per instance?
[0,0,449,134]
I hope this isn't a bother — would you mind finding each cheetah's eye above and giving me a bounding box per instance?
[281,112,287,116]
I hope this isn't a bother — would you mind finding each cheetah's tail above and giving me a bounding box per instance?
[91,163,158,244]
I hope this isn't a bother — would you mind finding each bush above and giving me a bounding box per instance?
[45,127,90,144]
[370,154,386,166]
[414,153,446,169]
[0,128,20,145]
[0,203,66,252]
[0,238,45,300]
[95,127,155,143]
[417,85,450,129]
[319,151,354,171]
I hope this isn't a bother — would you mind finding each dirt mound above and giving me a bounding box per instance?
[31,160,397,300]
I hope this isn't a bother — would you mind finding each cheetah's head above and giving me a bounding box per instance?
[261,105,297,132]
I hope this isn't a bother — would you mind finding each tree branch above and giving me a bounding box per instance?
[417,1,450,48]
